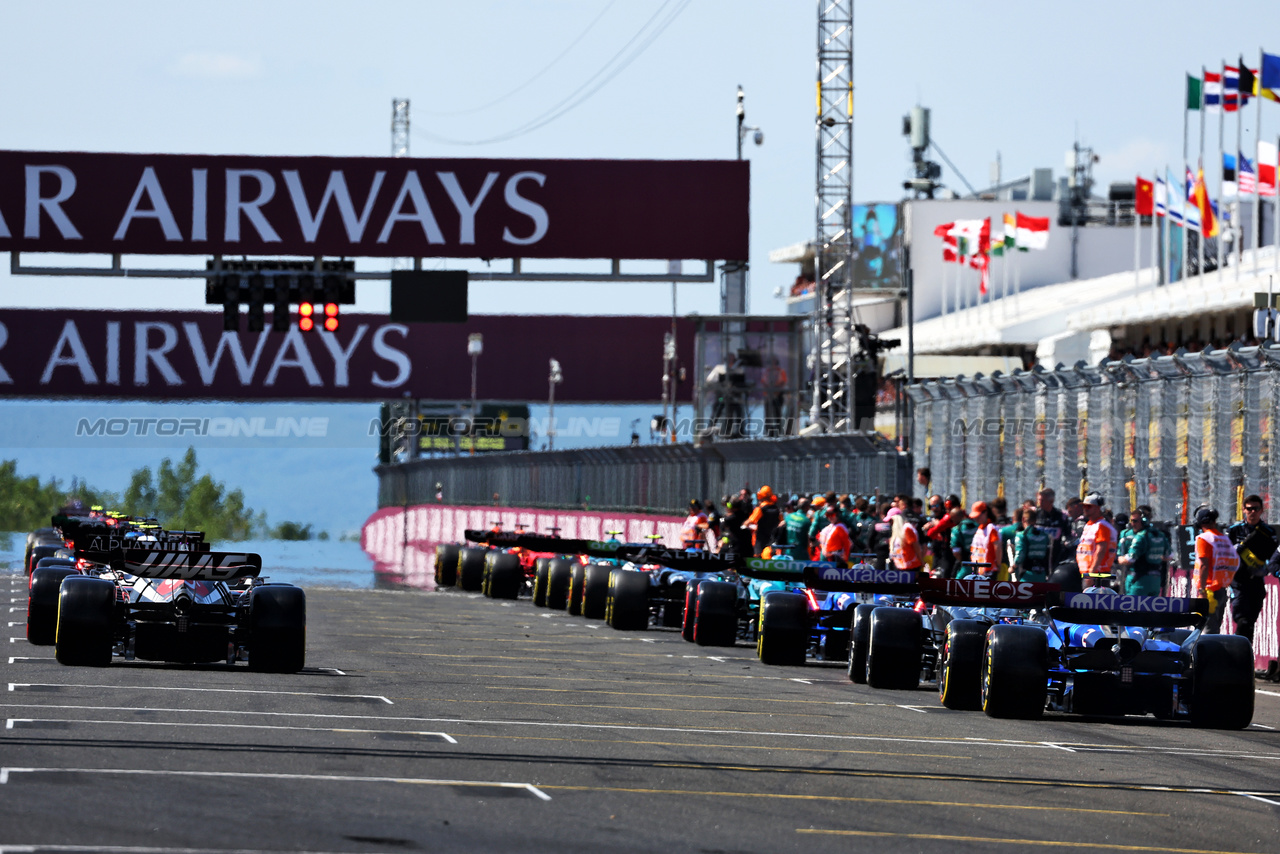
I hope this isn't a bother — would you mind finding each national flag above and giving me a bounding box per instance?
[1186,74,1202,110]
[1014,213,1049,250]
[934,222,959,261]
[1225,66,1246,110]
[1135,176,1154,216]
[1154,176,1168,217]
[1238,58,1277,101]
[1239,153,1258,194]
[1166,169,1184,225]
[1003,212,1017,248]
[1193,169,1217,238]
[1183,167,1200,229]
[1205,71,1222,112]
[1263,51,1280,93]
[1223,152,1238,196]
[1258,140,1278,197]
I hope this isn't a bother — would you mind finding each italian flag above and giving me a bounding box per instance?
[1015,213,1050,250]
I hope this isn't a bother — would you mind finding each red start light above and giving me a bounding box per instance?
[324,302,339,317]
[323,316,339,332]
[299,302,314,317]
[299,316,314,332]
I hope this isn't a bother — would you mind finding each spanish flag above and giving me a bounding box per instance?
[1193,169,1217,238]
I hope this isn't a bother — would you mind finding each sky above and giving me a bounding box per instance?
[0,0,1274,531]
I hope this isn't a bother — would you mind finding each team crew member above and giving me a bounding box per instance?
[1193,506,1239,634]
[1226,495,1278,642]
[682,499,709,550]
[1012,507,1052,582]
[817,505,852,566]
[1034,488,1073,566]
[1116,509,1168,596]
[743,486,781,557]
[777,497,811,559]
[1075,493,1117,589]
[888,511,924,572]
[949,507,978,574]
[962,502,1001,579]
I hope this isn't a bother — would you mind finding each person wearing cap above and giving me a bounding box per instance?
[961,501,1001,579]
[780,497,811,560]
[817,504,852,566]
[1116,509,1167,597]
[924,495,962,578]
[1075,493,1117,589]
[947,501,978,575]
[743,486,781,557]
[682,499,709,550]
[1193,506,1238,634]
[1012,506,1053,582]
[1034,488,1072,565]
[888,507,924,572]
[1226,494,1279,642]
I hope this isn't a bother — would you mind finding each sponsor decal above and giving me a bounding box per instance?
[1063,593,1190,613]
[122,550,258,581]
[819,567,916,586]
[588,541,621,552]
[924,577,1055,604]
[744,558,822,574]
[83,536,198,553]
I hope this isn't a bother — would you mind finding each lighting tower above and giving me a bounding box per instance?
[808,0,855,432]
[391,99,410,158]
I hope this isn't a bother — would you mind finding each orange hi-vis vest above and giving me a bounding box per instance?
[890,522,924,570]
[818,522,852,561]
[1076,520,1117,577]
[969,523,1001,573]
[1192,530,1239,593]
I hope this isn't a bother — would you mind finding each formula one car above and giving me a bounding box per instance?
[27,515,306,672]
[980,588,1254,728]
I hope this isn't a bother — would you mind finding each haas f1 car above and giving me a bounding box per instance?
[28,517,305,672]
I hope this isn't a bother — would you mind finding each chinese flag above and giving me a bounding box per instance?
[1135,176,1154,216]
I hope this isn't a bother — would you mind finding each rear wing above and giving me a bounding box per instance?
[1048,593,1208,628]
[736,556,918,593]
[462,529,737,572]
[920,577,1061,608]
[75,545,261,580]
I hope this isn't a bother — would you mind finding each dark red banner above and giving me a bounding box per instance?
[0,309,696,402]
[0,151,748,260]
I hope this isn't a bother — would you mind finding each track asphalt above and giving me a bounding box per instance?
[2,567,1279,854]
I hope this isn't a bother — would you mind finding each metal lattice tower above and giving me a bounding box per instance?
[391,99,410,158]
[808,0,855,432]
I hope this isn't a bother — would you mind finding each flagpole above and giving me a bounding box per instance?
[1151,173,1160,289]
[1256,48,1265,276]
[1133,183,1141,289]
[1198,66,1207,284]
[1275,132,1279,273]
[1219,60,1227,284]
[1236,66,1245,281]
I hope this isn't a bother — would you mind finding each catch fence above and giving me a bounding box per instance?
[906,345,1280,523]
[376,434,911,515]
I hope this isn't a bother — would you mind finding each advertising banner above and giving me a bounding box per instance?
[0,151,749,261]
[0,309,696,402]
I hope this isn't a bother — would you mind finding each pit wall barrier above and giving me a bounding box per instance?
[361,503,683,591]
[1168,569,1279,674]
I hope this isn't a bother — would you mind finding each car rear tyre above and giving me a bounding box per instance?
[981,624,1047,719]
[867,607,923,690]
[694,580,738,647]
[661,580,687,628]
[606,569,650,631]
[546,559,573,610]
[567,563,587,615]
[487,552,523,600]
[847,603,876,683]
[757,591,809,666]
[1189,634,1254,729]
[681,580,702,642]
[457,548,487,592]
[28,566,77,646]
[249,585,307,673]
[581,564,611,619]
[938,619,986,710]
[54,576,115,667]
[435,544,460,588]
[532,557,552,607]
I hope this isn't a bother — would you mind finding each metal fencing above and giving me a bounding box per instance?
[376,434,911,515]
[906,345,1280,523]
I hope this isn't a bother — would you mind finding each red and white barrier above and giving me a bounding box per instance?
[361,503,684,591]
[1169,569,1279,672]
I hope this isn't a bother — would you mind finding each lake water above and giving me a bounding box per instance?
[0,533,379,590]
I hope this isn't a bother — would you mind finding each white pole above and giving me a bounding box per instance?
[1134,187,1142,289]
[1219,60,1227,284]
[1198,65,1206,285]
[1275,133,1279,271]
[1236,72,1245,281]
[1255,49,1265,276]
[1151,173,1159,290]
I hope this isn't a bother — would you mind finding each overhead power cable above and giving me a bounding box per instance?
[414,0,691,146]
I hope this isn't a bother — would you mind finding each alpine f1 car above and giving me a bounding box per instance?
[979,587,1254,728]
[27,514,306,672]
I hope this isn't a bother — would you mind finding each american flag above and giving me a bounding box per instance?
[1239,153,1258,194]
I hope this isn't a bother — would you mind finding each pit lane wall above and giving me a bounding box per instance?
[360,503,682,591]
[1169,569,1279,675]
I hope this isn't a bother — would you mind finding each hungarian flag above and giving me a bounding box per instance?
[1259,140,1278,197]
[1193,170,1218,238]
[1205,71,1222,112]
[1135,176,1154,215]
[1015,213,1049,250]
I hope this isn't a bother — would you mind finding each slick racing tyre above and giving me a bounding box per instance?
[486,552,523,600]
[532,557,553,607]
[661,581,687,628]
[820,606,854,662]
[847,603,877,684]
[693,580,738,647]
[681,580,702,642]
[981,624,1048,720]
[757,591,808,666]
[1189,634,1255,729]
[606,569,650,631]
[28,566,77,646]
[248,584,307,673]
[457,548,487,592]
[567,562,587,616]
[54,576,116,667]
[866,607,923,690]
[546,559,574,610]
[581,563,611,620]
[434,544,460,588]
[938,619,986,710]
